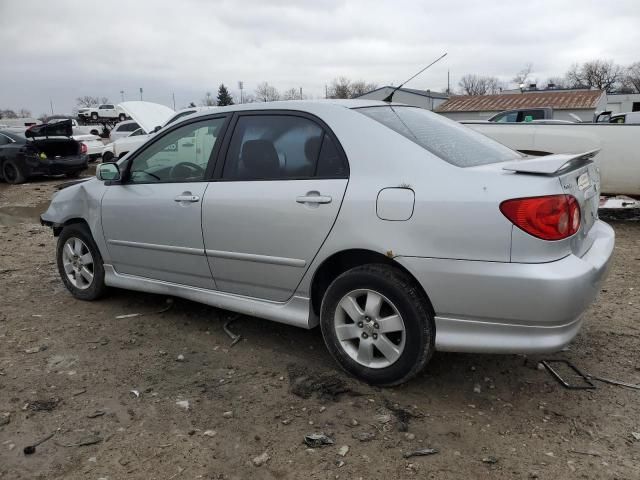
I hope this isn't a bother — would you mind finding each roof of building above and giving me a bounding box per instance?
[356,86,449,100]
[436,89,605,113]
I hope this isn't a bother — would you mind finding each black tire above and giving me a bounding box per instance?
[320,264,435,386]
[91,113,98,120]
[66,170,83,178]
[2,160,26,184]
[56,223,107,301]
[90,129,99,136]
[118,113,126,121]
[102,151,114,163]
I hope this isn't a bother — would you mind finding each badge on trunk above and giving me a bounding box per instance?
[577,172,590,191]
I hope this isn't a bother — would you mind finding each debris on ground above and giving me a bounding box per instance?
[304,433,335,448]
[222,411,233,418]
[176,400,190,410]
[203,430,217,437]
[384,400,423,432]
[223,315,242,347]
[115,313,141,319]
[23,431,56,455]
[337,445,350,457]
[176,354,185,362]
[87,410,105,419]
[24,345,47,354]
[352,431,376,442]
[115,299,174,320]
[0,413,10,427]
[252,451,270,467]
[482,456,499,464]
[630,432,640,441]
[403,448,439,459]
[130,389,140,398]
[57,434,103,448]
[25,398,59,412]
[288,364,355,401]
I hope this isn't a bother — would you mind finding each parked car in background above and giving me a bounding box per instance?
[101,101,176,161]
[0,120,88,183]
[597,111,640,124]
[109,120,140,142]
[41,100,614,386]
[488,107,553,123]
[78,104,128,121]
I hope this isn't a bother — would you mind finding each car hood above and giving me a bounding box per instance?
[25,119,72,138]
[118,101,174,134]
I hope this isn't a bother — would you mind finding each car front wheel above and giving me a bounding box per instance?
[320,264,435,386]
[56,224,107,300]
[2,161,26,184]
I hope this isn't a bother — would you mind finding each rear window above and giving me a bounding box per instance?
[357,106,519,167]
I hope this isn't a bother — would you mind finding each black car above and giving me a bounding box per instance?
[0,119,88,184]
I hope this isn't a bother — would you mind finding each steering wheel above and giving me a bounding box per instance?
[169,162,205,180]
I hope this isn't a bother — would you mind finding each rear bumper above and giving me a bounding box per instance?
[396,220,615,354]
[28,155,88,176]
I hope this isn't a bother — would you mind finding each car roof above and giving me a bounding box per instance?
[182,99,399,121]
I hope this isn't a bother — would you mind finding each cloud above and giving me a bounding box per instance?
[0,0,638,114]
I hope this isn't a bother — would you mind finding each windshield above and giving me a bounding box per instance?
[357,106,520,167]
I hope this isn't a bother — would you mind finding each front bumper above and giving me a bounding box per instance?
[396,220,615,354]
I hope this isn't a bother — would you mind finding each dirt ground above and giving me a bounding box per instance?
[0,174,639,480]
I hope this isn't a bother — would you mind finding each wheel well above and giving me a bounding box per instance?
[310,249,434,317]
[52,218,89,237]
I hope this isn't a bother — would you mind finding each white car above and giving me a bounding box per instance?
[109,120,140,142]
[78,104,128,121]
[101,105,218,162]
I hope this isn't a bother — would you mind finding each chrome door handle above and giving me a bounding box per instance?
[174,194,200,203]
[296,195,332,204]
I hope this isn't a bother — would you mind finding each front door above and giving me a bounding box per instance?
[202,113,349,301]
[101,116,228,289]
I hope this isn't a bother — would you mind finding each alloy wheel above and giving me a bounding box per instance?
[61,237,94,290]
[333,289,406,369]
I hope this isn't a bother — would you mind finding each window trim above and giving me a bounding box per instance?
[212,110,350,182]
[118,113,231,185]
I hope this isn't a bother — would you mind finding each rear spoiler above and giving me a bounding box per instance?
[502,150,599,175]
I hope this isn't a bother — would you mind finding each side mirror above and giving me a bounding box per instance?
[153,125,162,133]
[97,163,120,182]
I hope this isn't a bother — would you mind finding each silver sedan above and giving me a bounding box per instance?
[41,100,614,385]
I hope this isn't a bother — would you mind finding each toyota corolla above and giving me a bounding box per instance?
[41,100,614,385]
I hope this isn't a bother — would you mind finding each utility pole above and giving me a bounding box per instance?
[447,70,450,95]
[172,92,176,110]
[139,87,143,101]
[50,99,54,115]
[238,81,244,104]
[299,87,303,100]
[325,85,328,99]
[120,90,125,101]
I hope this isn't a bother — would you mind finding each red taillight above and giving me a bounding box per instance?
[80,142,88,155]
[500,195,581,241]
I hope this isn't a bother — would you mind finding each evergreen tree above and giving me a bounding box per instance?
[216,84,234,106]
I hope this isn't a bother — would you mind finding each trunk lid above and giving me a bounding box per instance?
[504,150,601,257]
[25,119,73,138]
[117,101,174,134]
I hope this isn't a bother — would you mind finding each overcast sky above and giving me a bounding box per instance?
[1,0,638,116]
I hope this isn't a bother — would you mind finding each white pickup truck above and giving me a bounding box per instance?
[78,104,128,122]
[463,121,640,196]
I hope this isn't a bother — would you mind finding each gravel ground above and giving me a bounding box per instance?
[0,176,639,480]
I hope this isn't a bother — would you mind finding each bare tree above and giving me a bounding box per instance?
[255,82,280,102]
[512,63,533,87]
[327,77,352,99]
[100,96,110,105]
[201,92,215,106]
[350,80,377,97]
[565,60,624,92]
[18,108,32,118]
[458,74,503,95]
[622,62,640,93]
[76,96,101,108]
[0,109,18,119]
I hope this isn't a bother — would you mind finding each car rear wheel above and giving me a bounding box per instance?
[91,113,98,120]
[56,224,107,301]
[2,161,26,184]
[118,114,126,121]
[102,151,114,163]
[320,264,434,386]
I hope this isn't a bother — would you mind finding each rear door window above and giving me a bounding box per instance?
[358,106,519,167]
[222,115,326,180]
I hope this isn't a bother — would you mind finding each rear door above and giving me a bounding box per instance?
[101,115,228,288]
[201,112,349,301]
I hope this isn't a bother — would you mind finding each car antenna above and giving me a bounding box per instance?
[383,53,448,103]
